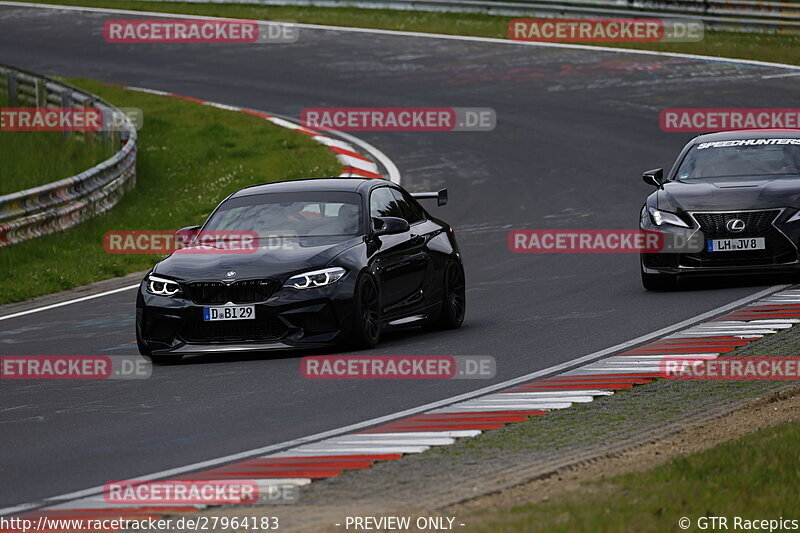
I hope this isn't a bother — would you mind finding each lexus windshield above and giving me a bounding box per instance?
[677,139,800,179]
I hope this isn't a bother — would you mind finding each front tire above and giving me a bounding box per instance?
[350,274,382,349]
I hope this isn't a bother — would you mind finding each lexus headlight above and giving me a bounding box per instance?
[285,267,346,289]
[787,209,800,223]
[648,207,690,228]
[146,275,182,296]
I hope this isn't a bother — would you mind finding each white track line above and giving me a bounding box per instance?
[337,154,379,172]
[325,433,457,441]
[603,354,717,359]
[325,437,456,445]
[203,101,243,112]
[677,330,777,336]
[0,284,140,322]
[496,390,614,396]
[568,368,659,374]
[702,319,795,323]
[284,445,431,453]
[265,449,409,457]
[355,431,482,438]
[470,394,595,402]
[688,323,784,326]
[664,332,764,340]
[124,86,171,96]
[433,402,574,411]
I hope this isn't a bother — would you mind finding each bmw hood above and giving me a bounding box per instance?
[152,236,361,281]
[658,177,800,213]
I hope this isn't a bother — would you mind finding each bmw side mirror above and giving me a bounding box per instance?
[643,168,664,188]
[176,225,201,246]
[373,217,410,236]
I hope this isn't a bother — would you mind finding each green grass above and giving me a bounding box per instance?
[0,79,340,305]
[13,0,800,66]
[0,88,113,195]
[0,133,112,195]
[469,421,800,532]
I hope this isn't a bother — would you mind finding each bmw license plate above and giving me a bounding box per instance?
[707,238,765,252]
[203,305,255,321]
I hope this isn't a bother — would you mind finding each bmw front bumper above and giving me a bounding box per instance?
[136,277,357,355]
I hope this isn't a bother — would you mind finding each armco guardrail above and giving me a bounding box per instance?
[139,0,800,32]
[0,65,137,247]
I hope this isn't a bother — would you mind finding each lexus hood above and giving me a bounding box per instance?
[657,177,800,213]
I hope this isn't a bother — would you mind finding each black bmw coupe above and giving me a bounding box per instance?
[136,178,465,363]
[640,129,800,290]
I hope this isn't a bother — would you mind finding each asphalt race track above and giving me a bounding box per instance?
[1,4,799,510]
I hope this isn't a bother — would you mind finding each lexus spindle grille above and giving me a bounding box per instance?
[680,210,796,267]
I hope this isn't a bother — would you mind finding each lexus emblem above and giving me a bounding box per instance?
[226,270,236,278]
[726,219,746,233]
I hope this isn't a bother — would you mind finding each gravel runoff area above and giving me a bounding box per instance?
[167,311,800,533]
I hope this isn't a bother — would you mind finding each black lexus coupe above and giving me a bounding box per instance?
[136,178,465,364]
[640,129,800,290]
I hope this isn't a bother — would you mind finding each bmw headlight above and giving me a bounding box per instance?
[285,267,346,289]
[648,207,690,229]
[146,275,182,296]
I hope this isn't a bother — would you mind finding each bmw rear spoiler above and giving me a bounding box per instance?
[411,189,448,207]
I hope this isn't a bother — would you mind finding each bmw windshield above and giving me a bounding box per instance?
[203,191,363,239]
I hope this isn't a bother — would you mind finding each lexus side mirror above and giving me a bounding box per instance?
[373,217,409,236]
[642,168,664,188]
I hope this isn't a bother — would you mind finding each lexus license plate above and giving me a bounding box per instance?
[707,238,765,252]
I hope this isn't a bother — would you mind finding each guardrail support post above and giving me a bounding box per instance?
[100,104,109,148]
[35,78,47,108]
[61,90,72,139]
[6,71,17,106]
